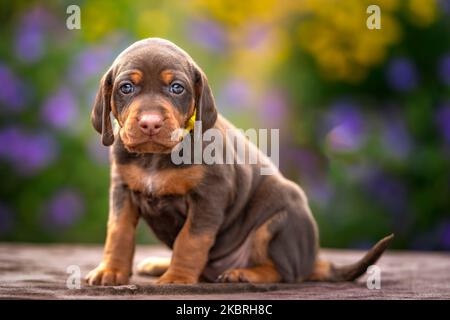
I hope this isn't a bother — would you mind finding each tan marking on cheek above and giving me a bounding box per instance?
[160,100,184,130]
[160,70,174,85]
[120,103,141,139]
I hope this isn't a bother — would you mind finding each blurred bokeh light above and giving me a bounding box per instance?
[0,0,449,250]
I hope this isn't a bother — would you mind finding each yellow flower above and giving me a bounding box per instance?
[82,0,125,41]
[297,0,401,83]
[193,0,285,27]
[135,10,171,38]
[408,0,437,27]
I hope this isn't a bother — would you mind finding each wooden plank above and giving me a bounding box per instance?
[0,244,449,299]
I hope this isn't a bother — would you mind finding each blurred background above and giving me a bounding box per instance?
[0,0,449,250]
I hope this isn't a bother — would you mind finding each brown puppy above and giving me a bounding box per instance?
[85,38,393,286]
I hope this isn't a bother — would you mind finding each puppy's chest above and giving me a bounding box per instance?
[117,163,204,197]
[131,191,188,248]
[117,162,204,248]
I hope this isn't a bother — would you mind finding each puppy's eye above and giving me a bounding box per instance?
[120,83,134,94]
[169,83,184,94]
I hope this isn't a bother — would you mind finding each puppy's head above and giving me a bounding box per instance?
[91,38,217,153]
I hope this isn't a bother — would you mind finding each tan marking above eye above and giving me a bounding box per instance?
[129,71,143,84]
[160,70,175,85]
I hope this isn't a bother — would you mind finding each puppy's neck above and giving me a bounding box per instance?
[113,136,165,165]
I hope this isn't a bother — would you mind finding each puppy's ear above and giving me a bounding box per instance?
[193,66,217,131]
[91,69,114,146]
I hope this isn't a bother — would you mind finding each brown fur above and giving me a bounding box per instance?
[218,215,282,283]
[308,260,332,281]
[137,257,171,277]
[308,234,395,282]
[117,163,204,197]
[130,70,143,84]
[87,38,393,286]
[160,70,174,85]
[157,211,216,284]
[119,98,184,154]
[85,188,139,286]
[218,263,281,283]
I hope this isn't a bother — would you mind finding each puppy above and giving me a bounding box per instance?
[86,38,393,285]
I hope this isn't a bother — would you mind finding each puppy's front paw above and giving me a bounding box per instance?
[85,264,130,286]
[157,271,197,284]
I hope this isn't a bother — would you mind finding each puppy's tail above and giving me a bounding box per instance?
[307,234,394,282]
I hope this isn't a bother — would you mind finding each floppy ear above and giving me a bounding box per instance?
[91,69,114,146]
[193,66,217,131]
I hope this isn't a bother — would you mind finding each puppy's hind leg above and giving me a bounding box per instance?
[217,212,284,283]
[137,256,170,277]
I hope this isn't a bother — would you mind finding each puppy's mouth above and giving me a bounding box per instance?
[121,129,180,154]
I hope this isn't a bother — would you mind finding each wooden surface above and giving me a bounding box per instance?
[0,243,449,300]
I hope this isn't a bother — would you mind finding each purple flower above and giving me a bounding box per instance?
[0,126,59,175]
[412,221,450,250]
[0,202,14,236]
[436,102,450,145]
[290,148,323,179]
[363,169,408,215]
[439,0,450,15]
[43,189,85,228]
[14,7,50,63]
[21,133,58,174]
[0,126,22,158]
[188,19,227,52]
[69,46,114,85]
[386,57,419,92]
[87,137,110,165]
[324,100,366,151]
[0,64,27,111]
[245,24,270,50]
[41,87,79,130]
[290,149,334,205]
[218,78,251,109]
[440,221,450,249]
[343,162,374,182]
[381,114,413,160]
[438,54,450,86]
[306,180,334,206]
[260,90,286,127]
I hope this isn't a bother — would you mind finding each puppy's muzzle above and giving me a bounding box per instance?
[138,112,163,136]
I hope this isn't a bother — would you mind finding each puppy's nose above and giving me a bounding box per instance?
[138,113,163,136]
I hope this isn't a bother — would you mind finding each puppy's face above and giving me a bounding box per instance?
[113,53,195,154]
[91,38,217,153]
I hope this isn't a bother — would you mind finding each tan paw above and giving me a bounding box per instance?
[157,271,197,284]
[136,257,170,277]
[85,264,130,286]
[217,269,250,283]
